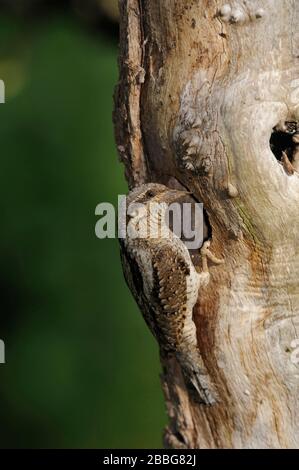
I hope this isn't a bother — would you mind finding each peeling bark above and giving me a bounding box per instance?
[115,0,299,448]
[114,0,148,187]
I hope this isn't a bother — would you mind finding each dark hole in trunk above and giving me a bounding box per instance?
[270,121,297,162]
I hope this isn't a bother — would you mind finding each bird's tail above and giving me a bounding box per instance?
[176,348,217,406]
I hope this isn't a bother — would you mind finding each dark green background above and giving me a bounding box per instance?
[0,9,166,448]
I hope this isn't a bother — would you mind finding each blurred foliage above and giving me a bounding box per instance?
[0,0,119,23]
[0,10,166,449]
[97,0,119,22]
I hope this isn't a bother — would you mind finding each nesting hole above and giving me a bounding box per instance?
[270,121,298,163]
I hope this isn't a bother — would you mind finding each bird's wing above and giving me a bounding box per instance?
[150,240,191,349]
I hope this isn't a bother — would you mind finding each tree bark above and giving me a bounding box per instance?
[114,0,299,449]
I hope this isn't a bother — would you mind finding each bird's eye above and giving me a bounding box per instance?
[146,190,155,198]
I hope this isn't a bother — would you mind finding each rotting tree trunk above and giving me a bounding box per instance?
[114,0,299,449]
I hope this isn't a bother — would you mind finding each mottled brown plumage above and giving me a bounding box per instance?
[120,183,217,404]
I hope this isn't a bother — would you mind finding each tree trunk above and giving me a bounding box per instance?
[114,0,299,449]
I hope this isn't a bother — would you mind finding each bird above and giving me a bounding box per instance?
[292,133,299,172]
[281,151,295,176]
[120,183,223,405]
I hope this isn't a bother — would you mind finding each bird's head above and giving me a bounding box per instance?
[127,183,189,211]
[126,184,191,236]
[126,184,165,224]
